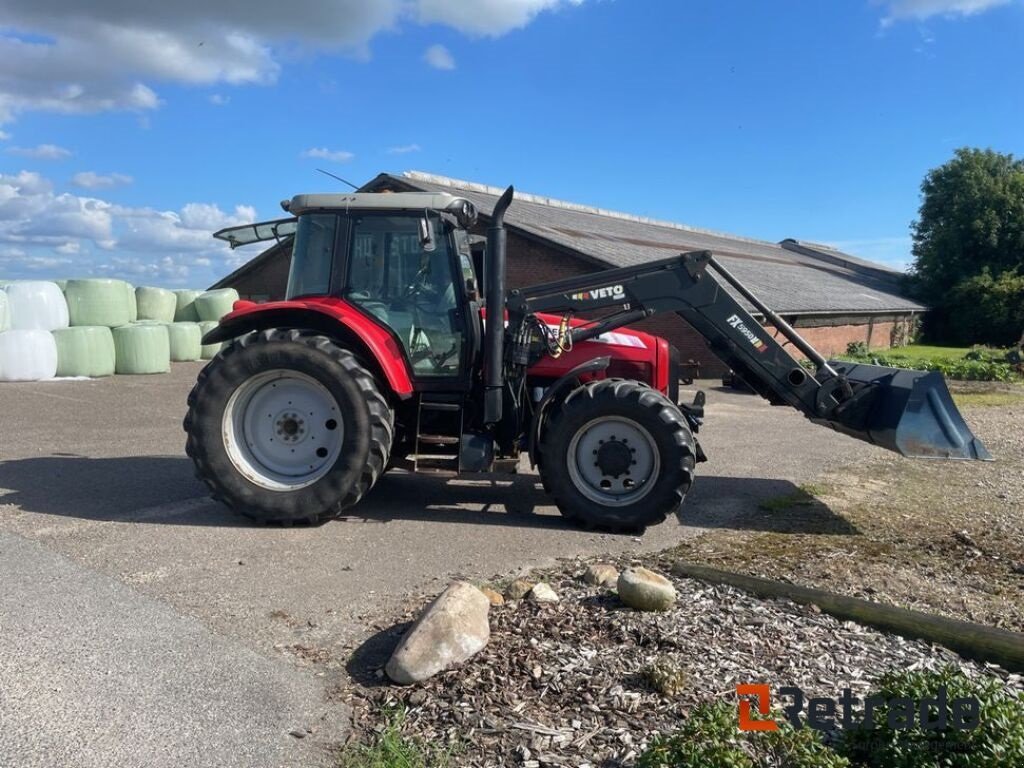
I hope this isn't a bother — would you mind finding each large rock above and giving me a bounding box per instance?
[385,582,490,685]
[617,567,677,612]
[528,583,559,603]
[505,579,534,600]
[584,563,619,587]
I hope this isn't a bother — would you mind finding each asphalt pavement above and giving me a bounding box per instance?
[0,363,882,766]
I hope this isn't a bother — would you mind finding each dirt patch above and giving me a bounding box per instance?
[670,388,1024,631]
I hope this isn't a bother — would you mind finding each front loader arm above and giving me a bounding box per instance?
[506,251,990,460]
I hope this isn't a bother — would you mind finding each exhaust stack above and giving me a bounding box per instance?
[483,185,515,424]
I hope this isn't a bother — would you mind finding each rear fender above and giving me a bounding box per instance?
[527,356,611,467]
[205,302,414,397]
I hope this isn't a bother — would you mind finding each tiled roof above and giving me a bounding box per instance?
[369,171,924,315]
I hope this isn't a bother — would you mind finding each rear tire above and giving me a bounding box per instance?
[184,329,393,524]
[539,379,695,532]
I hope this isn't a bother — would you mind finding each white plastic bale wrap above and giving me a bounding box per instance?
[0,329,58,381]
[167,321,202,362]
[125,282,138,322]
[52,326,116,378]
[135,286,177,323]
[0,290,9,331]
[64,279,132,327]
[173,289,203,322]
[4,281,69,331]
[194,288,240,322]
[112,324,171,374]
[197,320,222,359]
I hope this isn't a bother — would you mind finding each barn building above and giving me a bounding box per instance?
[212,171,924,376]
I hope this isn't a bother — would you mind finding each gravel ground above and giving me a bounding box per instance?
[340,556,1023,767]
[669,392,1024,631]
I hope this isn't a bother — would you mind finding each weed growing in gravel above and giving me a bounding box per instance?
[338,708,458,768]
[637,701,848,768]
[839,666,1024,768]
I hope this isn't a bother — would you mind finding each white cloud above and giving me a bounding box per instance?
[208,93,230,106]
[876,0,1011,24]
[0,1,587,124]
[0,169,256,285]
[417,0,585,36]
[387,143,422,154]
[71,171,133,189]
[6,143,72,159]
[424,43,455,70]
[301,147,354,162]
[0,130,9,140]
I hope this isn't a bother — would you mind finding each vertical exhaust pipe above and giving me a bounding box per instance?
[484,185,515,424]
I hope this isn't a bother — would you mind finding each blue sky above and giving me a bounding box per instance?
[0,0,1021,287]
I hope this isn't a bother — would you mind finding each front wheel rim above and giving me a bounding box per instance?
[223,370,344,491]
[566,416,660,507]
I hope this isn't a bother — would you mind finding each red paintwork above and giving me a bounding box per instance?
[527,312,667,394]
[222,300,667,397]
[221,297,415,396]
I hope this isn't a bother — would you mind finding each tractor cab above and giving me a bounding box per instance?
[215,192,483,380]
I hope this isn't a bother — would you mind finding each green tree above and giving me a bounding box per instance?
[910,148,1024,344]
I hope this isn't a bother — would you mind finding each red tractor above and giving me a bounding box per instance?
[186,187,989,531]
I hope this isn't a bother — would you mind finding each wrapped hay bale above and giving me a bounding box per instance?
[64,279,132,328]
[135,286,176,323]
[4,281,69,331]
[125,282,138,322]
[197,320,222,359]
[0,329,58,381]
[173,289,203,322]
[112,324,170,375]
[168,322,202,362]
[52,326,116,378]
[0,290,9,332]
[54,279,68,292]
[194,288,240,322]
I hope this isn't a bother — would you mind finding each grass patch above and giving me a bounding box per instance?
[884,344,973,361]
[758,483,828,513]
[953,390,1024,407]
[339,709,457,768]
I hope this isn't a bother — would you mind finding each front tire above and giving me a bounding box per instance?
[539,379,696,532]
[184,329,393,524]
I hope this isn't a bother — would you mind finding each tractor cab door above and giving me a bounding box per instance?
[343,213,473,381]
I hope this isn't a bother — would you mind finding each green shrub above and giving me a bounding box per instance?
[846,341,869,357]
[839,666,1024,768]
[838,350,1018,382]
[945,269,1024,347]
[338,708,457,768]
[637,702,848,768]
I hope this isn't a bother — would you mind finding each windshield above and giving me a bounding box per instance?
[286,214,337,299]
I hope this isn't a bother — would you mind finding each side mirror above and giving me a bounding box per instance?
[418,216,436,252]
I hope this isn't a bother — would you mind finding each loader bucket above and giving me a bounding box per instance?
[826,362,992,461]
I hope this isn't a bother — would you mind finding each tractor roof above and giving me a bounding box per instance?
[287,191,472,216]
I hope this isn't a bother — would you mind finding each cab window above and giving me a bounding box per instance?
[286,214,337,299]
[345,214,464,377]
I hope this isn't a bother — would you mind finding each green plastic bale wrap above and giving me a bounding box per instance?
[54,279,68,292]
[125,281,138,322]
[194,288,240,322]
[112,324,170,374]
[197,320,222,359]
[52,326,116,377]
[64,279,132,327]
[0,290,9,332]
[168,321,202,362]
[135,286,176,323]
[173,289,203,321]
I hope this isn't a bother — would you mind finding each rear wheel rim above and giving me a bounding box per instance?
[566,416,659,507]
[223,370,344,491]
